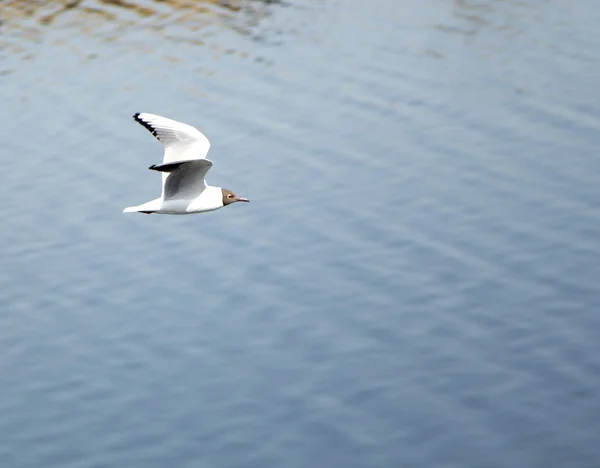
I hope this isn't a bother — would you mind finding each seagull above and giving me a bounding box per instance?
[123,112,249,215]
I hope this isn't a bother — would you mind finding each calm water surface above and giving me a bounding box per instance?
[1,1,600,467]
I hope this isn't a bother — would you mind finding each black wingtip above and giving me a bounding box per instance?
[148,164,157,170]
[133,112,160,140]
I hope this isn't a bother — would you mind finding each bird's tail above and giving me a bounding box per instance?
[123,206,150,213]
[123,198,161,214]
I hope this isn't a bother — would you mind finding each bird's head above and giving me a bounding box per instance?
[222,188,250,206]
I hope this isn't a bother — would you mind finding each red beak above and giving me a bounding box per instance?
[237,197,250,202]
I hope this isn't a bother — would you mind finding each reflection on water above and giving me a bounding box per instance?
[1,0,286,60]
[2,0,276,23]
[444,0,537,35]
[429,0,541,62]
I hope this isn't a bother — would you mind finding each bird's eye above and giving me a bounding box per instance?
[228,194,234,199]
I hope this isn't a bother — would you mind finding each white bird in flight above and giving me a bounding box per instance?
[123,112,249,215]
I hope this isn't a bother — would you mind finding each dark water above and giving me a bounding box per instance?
[1,1,600,466]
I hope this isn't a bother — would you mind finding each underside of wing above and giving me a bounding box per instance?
[133,112,211,164]
[160,159,214,200]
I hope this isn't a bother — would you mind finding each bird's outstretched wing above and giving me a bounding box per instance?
[133,112,211,163]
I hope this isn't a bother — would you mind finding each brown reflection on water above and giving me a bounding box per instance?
[435,0,539,37]
[0,0,278,56]
[1,0,276,22]
[422,0,541,63]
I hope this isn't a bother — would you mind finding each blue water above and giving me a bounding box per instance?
[1,1,600,466]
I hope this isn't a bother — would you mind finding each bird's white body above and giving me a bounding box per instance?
[123,113,247,215]
[123,186,224,214]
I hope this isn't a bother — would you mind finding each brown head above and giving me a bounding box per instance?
[221,188,250,206]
